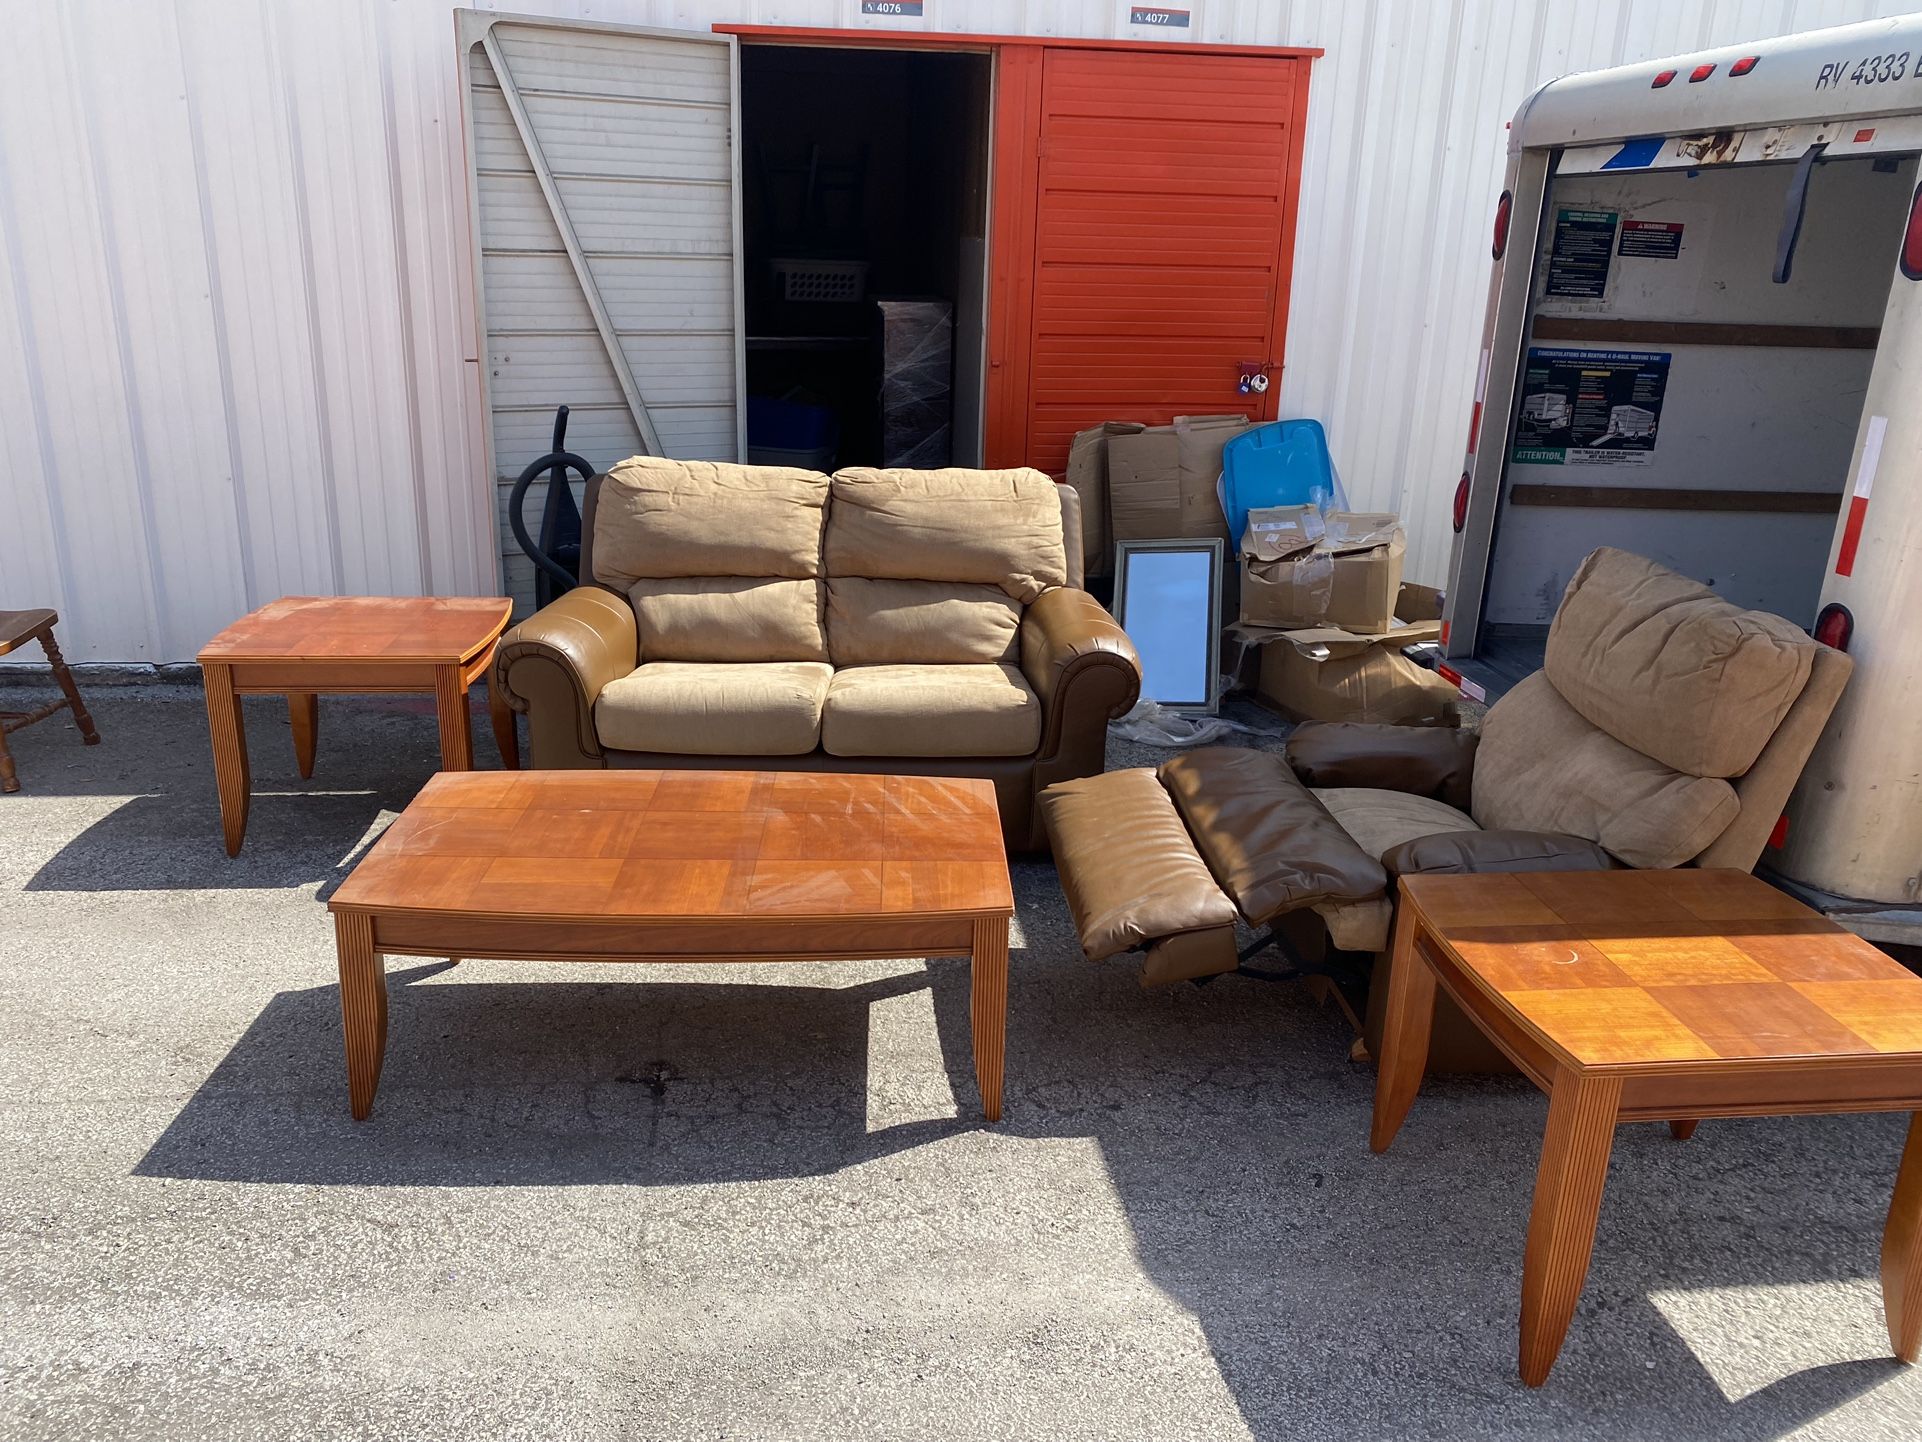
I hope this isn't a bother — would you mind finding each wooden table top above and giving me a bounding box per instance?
[329,770,1015,923]
[198,596,512,665]
[0,609,56,656]
[1402,869,1922,1070]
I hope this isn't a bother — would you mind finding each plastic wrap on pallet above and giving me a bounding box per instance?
[877,299,953,468]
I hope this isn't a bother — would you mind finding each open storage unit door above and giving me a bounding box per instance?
[987,46,1311,476]
[457,13,745,613]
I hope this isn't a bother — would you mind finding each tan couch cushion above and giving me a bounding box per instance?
[595,661,831,755]
[825,467,1067,603]
[1545,547,1815,778]
[592,457,829,587]
[1473,673,1740,868]
[1312,788,1480,861]
[630,577,825,663]
[826,578,1020,665]
[822,663,1042,758]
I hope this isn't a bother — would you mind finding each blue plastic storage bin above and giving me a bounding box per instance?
[1220,420,1344,548]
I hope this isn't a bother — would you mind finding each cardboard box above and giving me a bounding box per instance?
[1107,414,1251,544]
[1064,421,1142,579]
[1238,509,1405,633]
[1237,583,1456,726]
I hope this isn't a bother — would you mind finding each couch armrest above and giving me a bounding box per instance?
[1381,829,1617,878]
[1285,722,1479,811]
[1019,587,1141,755]
[493,585,636,767]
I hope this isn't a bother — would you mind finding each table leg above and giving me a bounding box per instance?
[1370,904,1437,1153]
[1520,1070,1622,1387]
[202,662,251,856]
[487,666,518,770]
[1668,1120,1699,1141]
[433,663,473,772]
[971,915,1009,1123]
[1881,1111,1922,1362]
[288,693,318,779]
[40,624,98,744]
[335,910,388,1121]
[0,723,16,793]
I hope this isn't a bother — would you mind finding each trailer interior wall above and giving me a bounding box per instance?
[1483,156,1913,628]
[3,0,1910,662]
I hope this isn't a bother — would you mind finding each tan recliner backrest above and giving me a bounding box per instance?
[1472,548,1846,871]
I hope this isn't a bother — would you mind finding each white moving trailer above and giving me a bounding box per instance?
[1443,15,1922,940]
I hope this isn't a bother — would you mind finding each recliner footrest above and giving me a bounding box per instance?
[1157,748,1388,928]
[1038,768,1238,971]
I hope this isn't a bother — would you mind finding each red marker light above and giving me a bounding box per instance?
[1813,603,1853,652]
[1730,55,1759,76]
[1491,190,1512,259]
[1452,473,1471,532]
[1651,69,1677,88]
[1903,182,1922,281]
[1767,814,1789,850]
[1689,63,1716,82]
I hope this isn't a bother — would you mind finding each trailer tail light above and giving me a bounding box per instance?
[1651,69,1677,88]
[1903,183,1922,281]
[1814,603,1854,651]
[1689,63,1716,83]
[1491,190,1512,259]
[1730,55,1760,77]
[1453,473,1471,532]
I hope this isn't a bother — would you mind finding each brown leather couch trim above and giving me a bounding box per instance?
[1020,586,1141,757]
[1157,747,1387,927]
[1285,722,1479,812]
[494,584,637,766]
[1380,828,1618,878]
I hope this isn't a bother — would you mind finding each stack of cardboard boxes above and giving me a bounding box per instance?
[1232,506,1455,724]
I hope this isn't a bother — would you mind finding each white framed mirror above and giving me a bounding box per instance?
[1112,539,1224,714]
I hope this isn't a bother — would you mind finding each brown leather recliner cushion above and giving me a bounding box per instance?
[1038,768,1237,961]
[1157,748,1387,927]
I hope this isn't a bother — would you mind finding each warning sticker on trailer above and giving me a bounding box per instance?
[1545,209,1619,298]
[1511,348,1670,466]
[1619,220,1684,258]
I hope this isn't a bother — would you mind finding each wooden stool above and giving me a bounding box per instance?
[0,609,100,792]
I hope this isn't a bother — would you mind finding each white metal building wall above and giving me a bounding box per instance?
[0,0,1909,663]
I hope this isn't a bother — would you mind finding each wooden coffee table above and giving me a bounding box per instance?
[1371,868,1922,1386]
[198,597,516,854]
[325,769,1015,1121]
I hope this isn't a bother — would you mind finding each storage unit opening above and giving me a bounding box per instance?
[739,43,992,471]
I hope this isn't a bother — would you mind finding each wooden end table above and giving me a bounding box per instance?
[1371,868,1922,1387]
[325,769,1015,1122]
[198,597,517,855]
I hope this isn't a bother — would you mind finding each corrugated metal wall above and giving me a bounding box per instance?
[1,0,1907,662]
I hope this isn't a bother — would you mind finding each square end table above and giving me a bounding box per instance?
[198,596,517,854]
[1371,868,1922,1386]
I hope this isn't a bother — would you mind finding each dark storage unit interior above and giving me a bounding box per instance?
[739,44,991,470]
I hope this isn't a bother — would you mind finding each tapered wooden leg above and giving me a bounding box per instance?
[1881,1112,1922,1362]
[335,910,388,1121]
[0,725,17,793]
[1520,1070,1622,1387]
[970,915,1009,1123]
[202,662,251,856]
[487,668,518,770]
[288,693,318,779]
[1668,1120,1699,1141]
[433,664,473,772]
[1370,904,1437,1153]
[40,625,98,744]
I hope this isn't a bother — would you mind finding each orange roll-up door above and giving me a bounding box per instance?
[987,45,1310,475]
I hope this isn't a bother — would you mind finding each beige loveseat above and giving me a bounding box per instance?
[494,457,1141,850]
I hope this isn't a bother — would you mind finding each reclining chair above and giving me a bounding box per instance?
[1042,548,1852,1066]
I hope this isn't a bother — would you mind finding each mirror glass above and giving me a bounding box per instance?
[1115,543,1220,711]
